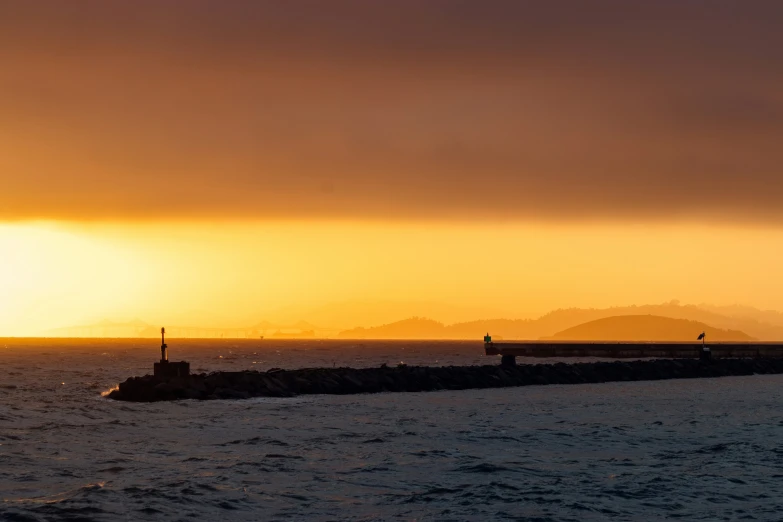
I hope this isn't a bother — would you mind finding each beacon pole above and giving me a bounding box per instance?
[161,327,168,363]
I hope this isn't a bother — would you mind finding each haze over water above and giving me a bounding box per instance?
[2,339,783,520]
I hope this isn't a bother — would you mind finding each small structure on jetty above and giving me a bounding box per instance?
[484,336,783,366]
[153,327,190,378]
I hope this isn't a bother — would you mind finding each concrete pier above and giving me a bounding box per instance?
[485,340,783,363]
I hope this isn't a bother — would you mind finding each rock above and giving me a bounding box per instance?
[106,357,783,402]
[154,382,178,393]
[183,388,203,400]
[214,388,250,400]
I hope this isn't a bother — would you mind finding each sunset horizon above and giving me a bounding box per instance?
[2,2,783,519]
[4,219,783,337]
[3,2,783,340]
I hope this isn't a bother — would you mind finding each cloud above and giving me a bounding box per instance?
[1,1,782,223]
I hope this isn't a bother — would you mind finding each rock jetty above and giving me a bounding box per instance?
[107,358,783,402]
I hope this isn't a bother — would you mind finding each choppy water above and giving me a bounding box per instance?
[2,338,783,521]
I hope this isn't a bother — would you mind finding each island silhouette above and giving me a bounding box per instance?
[542,315,753,342]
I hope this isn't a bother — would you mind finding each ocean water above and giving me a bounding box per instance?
[2,338,783,521]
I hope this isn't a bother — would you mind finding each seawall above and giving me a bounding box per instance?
[107,358,783,402]
[485,341,783,359]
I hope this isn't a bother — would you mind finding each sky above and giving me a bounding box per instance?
[1,1,783,335]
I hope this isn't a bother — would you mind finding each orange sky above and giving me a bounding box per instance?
[3,221,783,336]
[1,2,783,335]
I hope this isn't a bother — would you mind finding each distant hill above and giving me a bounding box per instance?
[46,301,783,340]
[337,302,783,340]
[47,319,328,339]
[544,315,754,342]
[266,300,783,339]
[47,319,151,338]
[338,318,446,339]
[260,300,513,331]
[697,303,783,328]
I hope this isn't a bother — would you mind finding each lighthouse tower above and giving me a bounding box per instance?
[153,327,190,378]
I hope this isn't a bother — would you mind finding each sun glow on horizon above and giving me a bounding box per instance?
[2,220,783,337]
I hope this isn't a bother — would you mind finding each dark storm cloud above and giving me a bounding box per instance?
[1,1,782,222]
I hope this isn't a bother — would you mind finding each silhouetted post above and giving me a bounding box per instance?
[161,327,168,362]
[697,331,710,361]
[153,327,189,378]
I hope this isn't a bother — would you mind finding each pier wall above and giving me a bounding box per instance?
[485,341,783,359]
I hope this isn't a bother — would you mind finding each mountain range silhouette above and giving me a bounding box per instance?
[45,301,783,341]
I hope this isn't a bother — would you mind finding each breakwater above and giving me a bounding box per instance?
[108,358,783,402]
